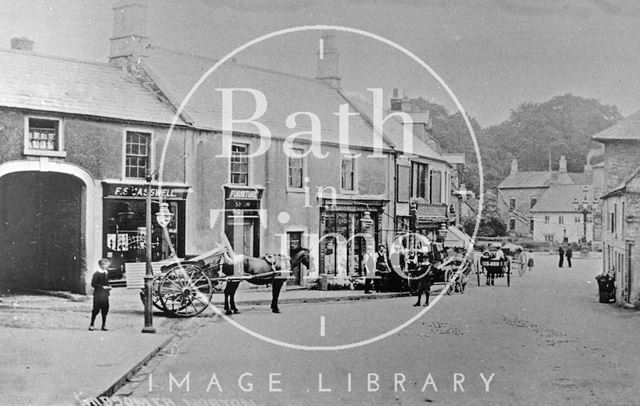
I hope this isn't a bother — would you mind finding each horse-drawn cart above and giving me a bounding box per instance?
[127,242,307,317]
[477,257,511,287]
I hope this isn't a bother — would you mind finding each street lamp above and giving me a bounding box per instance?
[572,185,599,245]
[142,174,175,334]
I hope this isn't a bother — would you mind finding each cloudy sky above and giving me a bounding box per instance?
[1,0,639,126]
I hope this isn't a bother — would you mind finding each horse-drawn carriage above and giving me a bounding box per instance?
[477,257,511,287]
[405,244,473,295]
[132,243,309,318]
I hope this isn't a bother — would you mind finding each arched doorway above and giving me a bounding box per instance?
[0,171,84,293]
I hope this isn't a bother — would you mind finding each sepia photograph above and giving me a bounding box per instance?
[1,1,640,405]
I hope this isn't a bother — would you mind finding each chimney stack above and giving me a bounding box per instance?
[316,31,341,89]
[390,88,402,111]
[510,158,518,175]
[10,37,33,51]
[110,0,150,69]
[559,155,567,173]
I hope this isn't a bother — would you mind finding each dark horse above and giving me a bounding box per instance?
[219,247,310,314]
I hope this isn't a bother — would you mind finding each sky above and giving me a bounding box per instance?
[1,0,639,127]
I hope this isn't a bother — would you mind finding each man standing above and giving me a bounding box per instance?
[565,245,573,268]
[558,245,565,268]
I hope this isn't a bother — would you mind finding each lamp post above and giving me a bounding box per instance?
[142,173,155,333]
[572,185,599,245]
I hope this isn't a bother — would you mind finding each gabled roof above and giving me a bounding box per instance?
[592,110,640,141]
[602,164,640,198]
[339,90,447,162]
[498,171,553,189]
[142,46,391,150]
[0,49,181,125]
[530,184,595,213]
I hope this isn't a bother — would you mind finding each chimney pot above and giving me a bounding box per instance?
[559,155,567,173]
[510,158,518,175]
[316,31,341,89]
[10,37,34,51]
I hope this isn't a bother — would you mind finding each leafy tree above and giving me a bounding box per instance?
[461,191,506,237]
[411,94,622,196]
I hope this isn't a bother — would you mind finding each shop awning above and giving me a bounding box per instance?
[444,226,474,249]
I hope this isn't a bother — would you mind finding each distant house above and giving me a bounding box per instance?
[497,156,603,242]
[530,184,596,244]
[593,111,640,306]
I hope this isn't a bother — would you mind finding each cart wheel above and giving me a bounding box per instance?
[507,262,511,287]
[158,265,213,317]
[152,277,165,312]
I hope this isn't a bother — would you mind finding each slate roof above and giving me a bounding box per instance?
[530,184,595,213]
[602,164,640,198]
[592,110,640,141]
[339,90,446,161]
[142,46,391,150]
[498,171,553,189]
[0,49,181,125]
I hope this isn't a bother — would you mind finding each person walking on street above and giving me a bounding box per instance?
[565,245,573,268]
[89,258,112,331]
[527,250,535,272]
[558,245,565,268]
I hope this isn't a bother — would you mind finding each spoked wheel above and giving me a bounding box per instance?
[158,265,213,317]
[152,277,166,311]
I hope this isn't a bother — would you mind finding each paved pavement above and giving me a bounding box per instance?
[0,281,410,405]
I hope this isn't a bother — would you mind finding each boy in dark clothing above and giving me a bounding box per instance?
[558,246,565,268]
[89,258,112,331]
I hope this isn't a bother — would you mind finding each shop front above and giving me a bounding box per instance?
[318,200,384,277]
[102,182,188,279]
[407,201,451,247]
[223,186,263,257]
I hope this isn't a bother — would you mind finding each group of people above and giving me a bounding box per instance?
[362,242,462,307]
[557,245,573,267]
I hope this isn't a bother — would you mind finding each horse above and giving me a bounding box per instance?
[219,247,310,314]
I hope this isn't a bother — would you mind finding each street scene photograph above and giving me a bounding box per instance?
[1,1,640,405]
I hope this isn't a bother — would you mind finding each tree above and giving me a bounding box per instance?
[461,192,507,237]
[483,94,622,188]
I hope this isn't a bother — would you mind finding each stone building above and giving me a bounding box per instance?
[0,2,464,292]
[497,155,602,243]
[593,111,640,306]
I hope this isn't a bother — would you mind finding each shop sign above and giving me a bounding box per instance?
[225,188,263,201]
[103,183,189,199]
[225,187,263,217]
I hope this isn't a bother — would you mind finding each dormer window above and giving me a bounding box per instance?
[24,116,66,157]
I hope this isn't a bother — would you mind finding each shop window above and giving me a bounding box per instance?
[430,170,442,203]
[411,162,428,199]
[103,199,184,274]
[287,148,304,189]
[341,156,356,191]
[125,131,151,179]
[230,143,249,185]
[24,116,65,157]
